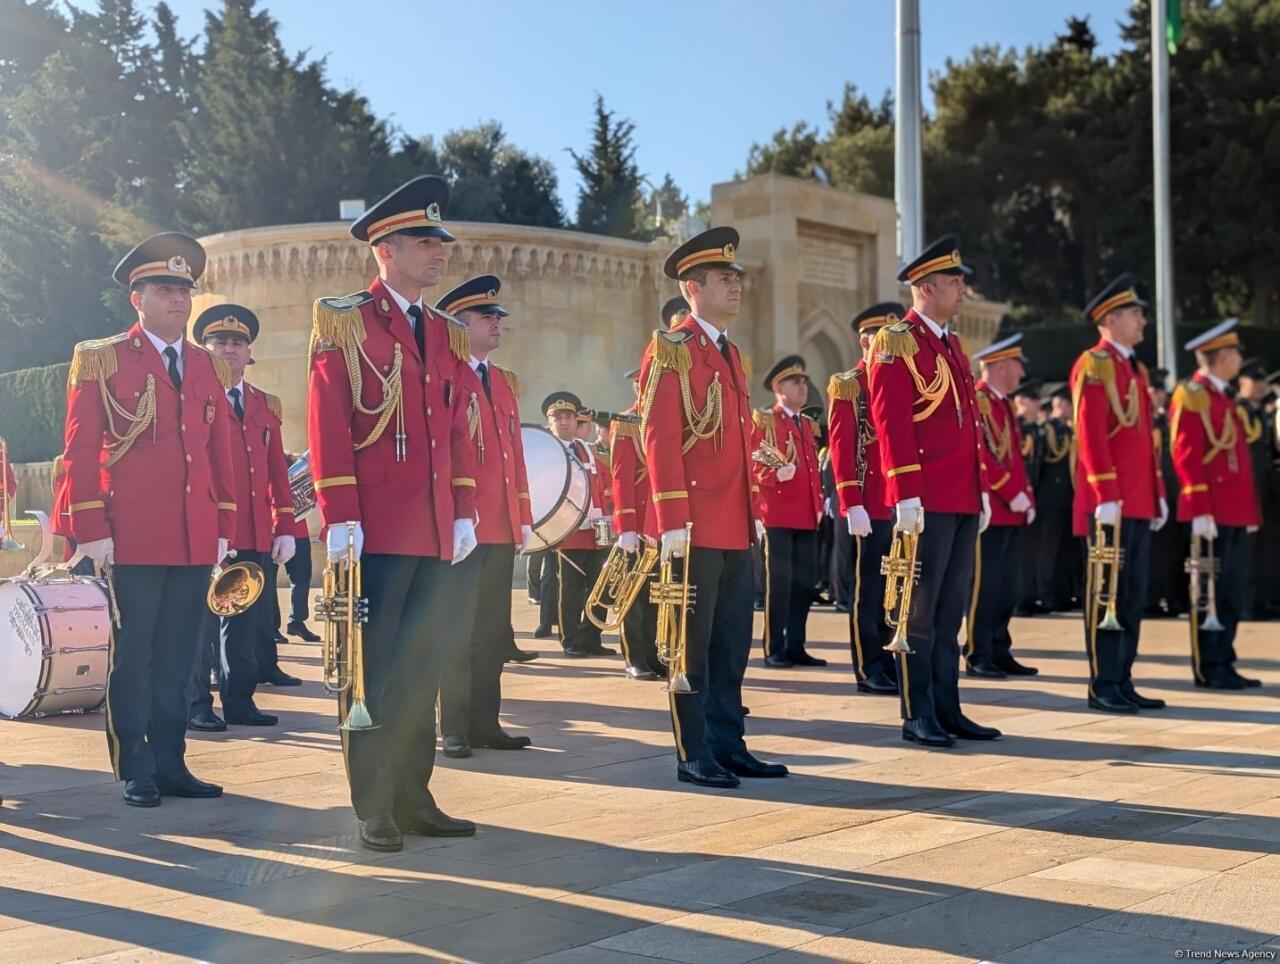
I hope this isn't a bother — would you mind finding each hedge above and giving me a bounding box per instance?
[0,363,70,462]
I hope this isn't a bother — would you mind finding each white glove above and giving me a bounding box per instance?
[661,527,688,563]
[978,493,991,534]
[271,535,296,565]
[1008,492,1032,514]
[1192,514,1217,540]
[1247,525,1260,534]
[846,506,872,538]
[326,522,364,562]
[518,524,534,553]
[617,531,641,554]
[1152,497,1169,533]
[1094,501,1121,528]
[823,496,834,518]
[895,498,924,534]
[775,463,797,482]
[451,518,477,565]
[80,537,115,569]
[1026,507,1037,526]
[754,518,767,543]
[218,538,231,563]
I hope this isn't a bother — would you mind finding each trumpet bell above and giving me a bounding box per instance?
[208,561,266,617]
[1098,612,1123,632]
[884,630,914,654]
[1201,614,1225,632]
[667,672,693,694]
[339,698,378,731]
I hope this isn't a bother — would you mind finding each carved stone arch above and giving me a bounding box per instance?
[798,307,851,396]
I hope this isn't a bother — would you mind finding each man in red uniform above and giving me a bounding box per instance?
[641,227,786,788]
[62,232,236,806]
[435,275,537,757]
[868,235,1000,747]
[186,305,296,733]
[1072,273,1169,713]
[308,175,479,851]
[966,335,1039,679]
[0,441,15,524]
[829,303,902,695]
[755,355,826,668]
[1172,319,1262,689]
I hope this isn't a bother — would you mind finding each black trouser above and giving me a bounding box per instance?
[339,553,476,821]
[896,512,977,723]
[105,564,209,782]
[185,609,219,718]
[1083,518,1152,699]
[1246,513,1276,616]
[752,541,765,606]
[537,552,558,629]
[1190,526,1249,681]
[1034,504,1072,608]
[830,524,854,608]
[206,549,270,717]
[557,547,605,652]
[851,519,893,680]
[966,525,1022,666]
[440,544,516,739]
[668,546,753,763]
[815,514,833,596]
[621,571,663,675]
[762,526,817,660]
[527,549,547,603]
[1017,514,1039,609]
[269,535,314,631]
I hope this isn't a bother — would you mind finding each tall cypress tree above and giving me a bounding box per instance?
[570,95,645,239]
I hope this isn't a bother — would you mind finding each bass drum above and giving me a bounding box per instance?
[0,575,109,719]
[520,425,590,551]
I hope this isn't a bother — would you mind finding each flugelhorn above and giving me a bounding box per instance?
[651,522,695,693]
[1087,510,1124,632]
[1185,533,1224,632]
[752,440,790,470]
[207,556,266,617]
[587,537,659,633]
[315,521,376,730]
[287,450,316,521]
[881,528,921,654]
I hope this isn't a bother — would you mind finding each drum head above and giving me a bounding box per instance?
[0,581,43,718]
[520,425,571,526]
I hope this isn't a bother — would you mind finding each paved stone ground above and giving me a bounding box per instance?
[1,591,1278,963]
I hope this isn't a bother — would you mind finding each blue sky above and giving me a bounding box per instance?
[131,0,1135,212]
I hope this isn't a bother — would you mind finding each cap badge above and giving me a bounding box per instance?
[425,202,442,223]
[723,243,736,260]
[167,254,188,274]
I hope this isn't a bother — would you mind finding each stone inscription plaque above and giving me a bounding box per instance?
[799,235,860,288]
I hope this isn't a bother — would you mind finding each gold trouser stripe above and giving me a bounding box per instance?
[618,605,634,665]
[898,649,912,718]
[337,678,353,785]
[1084,534,1099,693]
[965,533,983,659]
[852,534,865,678]
[104,594,122,780]
[556,553,567,645]
[761,531,773,657]
[1190,589,1204,684]
[668,691,688,762]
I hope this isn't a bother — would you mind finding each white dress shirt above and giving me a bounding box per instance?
[383,281,424,333]
[142,326,184,378]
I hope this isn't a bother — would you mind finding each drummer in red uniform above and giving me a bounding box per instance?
[1172,319,1262,689]
[62,232,236,807]
[641,226,787,788]
[435,275,536,758]
[755,355,826,668]
[307,175,479,852]
[1071,273,1169,713]
[828,303,902,695]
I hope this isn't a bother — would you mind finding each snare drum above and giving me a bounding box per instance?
[520,425,591,551]
[0,575,109,719]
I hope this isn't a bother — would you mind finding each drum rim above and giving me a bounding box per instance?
[520,423,591,548]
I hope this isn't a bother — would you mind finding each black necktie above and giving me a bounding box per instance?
[792,413,801,431]
[163,345,181,391]
[477,362,491,400]
[716,333,732,363]
[407,304,425,361]
[228,386,244,422]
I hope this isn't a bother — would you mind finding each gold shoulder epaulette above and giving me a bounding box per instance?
[739,350,753,384]
[194,343,235,389]
[1173,379,1209,414]
[261,390,283,422]
[433,307,471,361]
[752,408,773,432]
[651,328,693,373]
[311,291,371,358]
[1081,348,1115,385]
[827,370,860,403]
[872,321,918,362]
[610,416,639,440]
[495,365,519,399]
[67,332,128,386]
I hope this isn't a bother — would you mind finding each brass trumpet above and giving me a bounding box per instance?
[752,441,790,470]
[1185,534,1224,632]
[586,538,660,632]
[651,522,695,693]
[315,521,376,730]
[1087,513,1124,632]
[881,529,921,654]
[207,558,266,617]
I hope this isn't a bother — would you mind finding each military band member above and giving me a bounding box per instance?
[1237,358,1279,620]
[867,235,1000,747]
[1035,386,1078,611]
[63,232,236,806]
[308,175,479,851]
[966,335,1039,678]
[662,295,690,329]
[1072,273,1169,714]
[436,276,536,757]
[271,483,320,643]
[829,303,901,694]
[1,446,15,517]
[641,227,787,787]
[755,355,826,667]
[1147,368,1188,617]
[1013,377,1047,616]
[1172,321,1262,688]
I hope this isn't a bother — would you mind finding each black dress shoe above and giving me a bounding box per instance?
[400,801,476,837]
[188,710,227,732]
[938,713,1001,740]
[472,730,532,750]
[359,814,403,852]
[224,709,279,726]
[533,625,553,639]
[763,655,793,668]
[260,668,302,687]
[791,652,828,667]
[966,660,1007,679]
[902,718,955,747]
[286,621,322,643]
[857,669,899,694]
[505,647,538,663]
[1121,685,1167,709]
[1088,692,1140,713]
[715,750,788,778]
[442,736,472,758]
[676,758,740,788]
[123,778,160,807]
[1225,669,1262,688]
[272,632,287,644]
[834,603,850,613]
[156,770,223,798]
[1197,672,1246,690]
[993,657,1039,676]
[583,644,616,657]
[625,665,662,681]
[563,646,589,658]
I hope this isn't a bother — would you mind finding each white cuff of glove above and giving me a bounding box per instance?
[79,537,115,568]
[617,531,640,554]
[452,518,477,565]
[1008,492,1031,514]
[661,527,688,563]
[895,498,924,534]
[1153,497,1169,533]
[1191,514,1217,540]
[1026,506,1036,526]
[271,535,296,565]
[1094,501,1121,528]
[519,524,534,553]
[846,505,872,538]
[326,522,364,562]
[978,493,992,534]
[775,463,797,482]
[754,519,767,543]
[217,538,232,563]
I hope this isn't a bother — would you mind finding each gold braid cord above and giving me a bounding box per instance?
[1072,349,1136,438]
[639,331,723,455]
[1237,404,1263,445]
[1044,422,1070,463]
[978,394,1011,462]
[467,392,484,464]
[873,324,960,423]
[311,296,404,452]
[68,336,156,467]
[1173,382,1238,468]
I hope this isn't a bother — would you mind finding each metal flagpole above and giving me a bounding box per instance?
[1152,0,1177,375]
[895,0,923,263]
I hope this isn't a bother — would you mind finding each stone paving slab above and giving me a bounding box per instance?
[0,594,1276,962]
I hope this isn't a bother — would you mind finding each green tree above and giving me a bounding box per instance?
[420,122,562,228]
[570,95,645,239]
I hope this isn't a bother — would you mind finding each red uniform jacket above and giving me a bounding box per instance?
[287,515,310,540]
[754,405,822,530]
[867,311,985,515]
[1070,339,1164,535]
[1,454,15,516]
[610,407,656,540]
[640,317,761,550]
[1171,373,1260,527]
[62,323,236,566]
[560,437,610,551]
[225,382,293,553]
[976,380,1034,527]
[457,360,533,545]
[827,363,891,522]
[307,278,478,558]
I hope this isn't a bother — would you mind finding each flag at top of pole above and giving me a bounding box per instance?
[1167,0,1183,54]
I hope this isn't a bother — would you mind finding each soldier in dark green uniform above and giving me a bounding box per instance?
[1013,379,1046,616]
